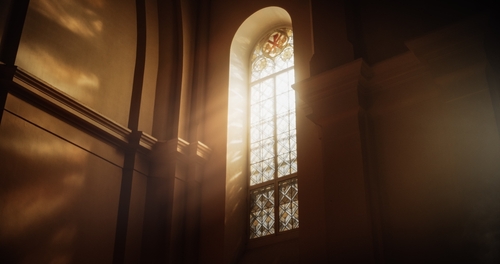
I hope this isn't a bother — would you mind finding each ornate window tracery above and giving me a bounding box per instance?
[249,28,298,239]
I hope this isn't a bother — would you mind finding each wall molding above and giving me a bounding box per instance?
[6,67,157,151]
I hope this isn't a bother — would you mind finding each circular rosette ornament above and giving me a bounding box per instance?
[280,46,293,61]
[252,57,268,72]
[262,30,289,58]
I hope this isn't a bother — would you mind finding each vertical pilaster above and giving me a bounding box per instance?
[141,138,187,263]
[308,0,354,75]
[128,0,147,131]
[294,59,379,263]
[152,0,183,141]
[141,138,210,264]
[113,1,149,262]
[184,141,211,264]
[114,131,144,264]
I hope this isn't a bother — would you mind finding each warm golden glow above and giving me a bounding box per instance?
[0,121,88,239]
[248,28,299,238]
[16,46,100,103]
[31,0,104,38]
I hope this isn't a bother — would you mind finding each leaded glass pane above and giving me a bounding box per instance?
[279,178,299,231]
[251,29,294,82]
[250,126,260,143]
[291,151,298,174]
[250,185,275,238]
[261,121,274,140]
[290,111,296,130]
[276,93,289,115]
[250,143,260,164]
[280,113,294,132]
[288,90,295,110]
[262,158,274,182]
[261,79,274,100]
[250,162,262,186]
[276,71,293,95]
[251,58,275,81]
[259,99,274,120]
[277,132,289,152]
[249,28,298,238]
[262,30,288,58]
[250,137,275,185]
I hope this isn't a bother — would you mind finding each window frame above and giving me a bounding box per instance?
[247,27,299,241]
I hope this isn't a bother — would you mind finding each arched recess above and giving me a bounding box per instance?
[225,6,292,262]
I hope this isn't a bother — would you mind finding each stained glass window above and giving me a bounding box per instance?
[249,28,298,239]
[249,185,275,238]
[279,178,299,231]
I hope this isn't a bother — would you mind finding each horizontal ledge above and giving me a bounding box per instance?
[9,67,156,151]
[151,138,212,165]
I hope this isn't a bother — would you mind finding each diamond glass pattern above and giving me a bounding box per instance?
[249,28,298,238]
[276,71,292,95]
[250,142,260,164]
[279,178,299,231]
[276,93,289,115]
[262,121,274,141]
[250,162,262,185]
[277,114,291,134]
[251,79,273,103]
[250,185,275,238]
[291,150,298,174]
[277,132,289,152]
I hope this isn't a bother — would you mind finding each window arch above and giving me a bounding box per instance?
[227,7,296,246]
[248,28,299,239]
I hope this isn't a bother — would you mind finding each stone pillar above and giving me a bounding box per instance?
[294,59,378,263]
[184,141,211,264]
[308,0,354,75]
[141,138,210,263]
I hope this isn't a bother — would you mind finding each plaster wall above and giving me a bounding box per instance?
[15,0,137,126]
[0,95,124,263]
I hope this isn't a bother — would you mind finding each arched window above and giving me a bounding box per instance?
[249,28,298,238]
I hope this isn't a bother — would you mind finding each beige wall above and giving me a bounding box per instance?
[0,94,123,263]
[1,0,150,263]
[15,0,137,127]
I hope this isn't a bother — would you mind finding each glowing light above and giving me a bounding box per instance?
[30,0,103,38]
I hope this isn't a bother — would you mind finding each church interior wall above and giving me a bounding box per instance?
[1,0,499,263]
